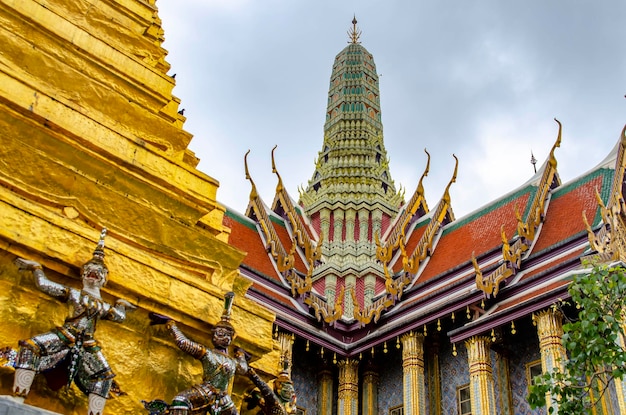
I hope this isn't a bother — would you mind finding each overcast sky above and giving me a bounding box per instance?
[156,1,625,219]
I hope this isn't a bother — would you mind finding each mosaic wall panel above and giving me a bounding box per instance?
[507,327,545,415]
[439,341,469,414]
[377,346,403,415]
[292,343,324,415]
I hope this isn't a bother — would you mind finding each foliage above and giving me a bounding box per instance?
[528,263,626,414]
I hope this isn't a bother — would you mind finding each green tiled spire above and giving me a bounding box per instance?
[300,17,402,216]
[298,19,404,314]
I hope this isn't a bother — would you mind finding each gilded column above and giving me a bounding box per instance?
[402,332,426,415]
[338,359,359,415]
[362,362,379,415]
[535,309,566,414]
[318,368,333,415]
[465,336,496,415]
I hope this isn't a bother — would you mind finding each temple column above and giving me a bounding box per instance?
[318,368,333,415]
[402,332,426,415]
[362,362,379,415]
[535,309,566,414]
[465,336,496,415]
[337,359,359,415]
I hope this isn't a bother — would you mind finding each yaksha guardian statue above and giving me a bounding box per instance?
[147,292,249,415]
[11,228,135,415]
[244,361,297,415]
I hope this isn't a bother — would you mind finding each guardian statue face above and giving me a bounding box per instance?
[276,380,295,403]
[81,260,108,289]
[212,326,234,349]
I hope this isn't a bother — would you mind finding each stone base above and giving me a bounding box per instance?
[0,396,61,414]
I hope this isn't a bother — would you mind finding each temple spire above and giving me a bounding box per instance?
[348,16,361,44]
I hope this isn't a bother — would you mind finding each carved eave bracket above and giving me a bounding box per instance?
[476,120,562,296]
[351,287,396,327]
[304,286,345,326]
[244,150,295,278]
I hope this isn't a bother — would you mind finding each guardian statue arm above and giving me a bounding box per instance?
[14,257,70,301]
[166,320,207,360]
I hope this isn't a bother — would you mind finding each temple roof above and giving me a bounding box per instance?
[223,19,626,357]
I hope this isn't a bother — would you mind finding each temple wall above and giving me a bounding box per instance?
[377,346,403,414]
[508,327,546,415]
[291,341,321,414]
[0,0,279,413]
[439,340,469,414]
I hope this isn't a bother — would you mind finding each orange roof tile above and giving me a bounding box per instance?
[419,190,532,282]
[532,173,607,253]
[224,211,280,281]
[271,217,308,273]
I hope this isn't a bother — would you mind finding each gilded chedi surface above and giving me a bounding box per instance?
[0,0,278,413]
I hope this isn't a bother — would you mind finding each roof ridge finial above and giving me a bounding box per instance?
[348,15,361,44]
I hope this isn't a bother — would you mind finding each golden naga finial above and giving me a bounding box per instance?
[271,145,285,193]
[348,15,361,44]
[417,149,431,196]
[548,118,562,169]
[442,154,458,206]
[244,150,259,201]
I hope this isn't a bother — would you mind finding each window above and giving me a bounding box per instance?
[457,384,471,415]
[389,405,403,415]
[526,360,543,390]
